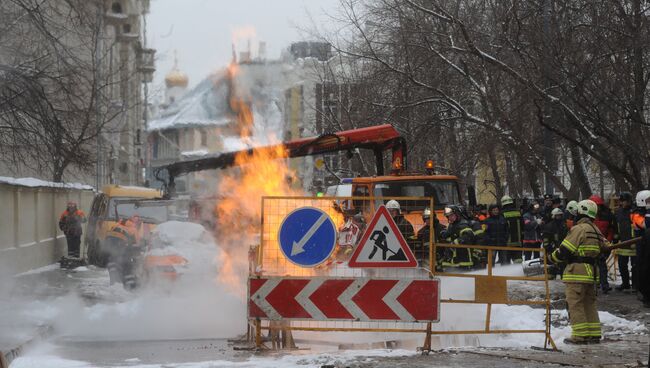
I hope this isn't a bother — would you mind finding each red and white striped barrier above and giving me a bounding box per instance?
[248,277,440,323]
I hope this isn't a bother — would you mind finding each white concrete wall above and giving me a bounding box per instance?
[0,183,94,276]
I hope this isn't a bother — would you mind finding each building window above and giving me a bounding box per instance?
[200,129,208,147]
[136,129,141,144]
[153,135,158,158]
[123,24,131,33]
[111,2,122,13]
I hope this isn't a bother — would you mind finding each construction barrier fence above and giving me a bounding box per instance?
[247,196,557,351]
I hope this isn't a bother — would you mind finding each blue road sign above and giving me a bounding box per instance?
[278,207,337,267]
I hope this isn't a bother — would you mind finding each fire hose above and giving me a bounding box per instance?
[606,236,643,251]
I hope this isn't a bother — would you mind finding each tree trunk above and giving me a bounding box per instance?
[525,164,542,198]
[487,145,503,203]
[504,147,520,198]
[570,144,592,197]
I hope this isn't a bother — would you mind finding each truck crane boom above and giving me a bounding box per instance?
[154,124,407,197]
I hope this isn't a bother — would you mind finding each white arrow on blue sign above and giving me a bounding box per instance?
[278,207,337,267]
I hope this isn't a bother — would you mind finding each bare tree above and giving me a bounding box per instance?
[307,0,650,201]
[0,0,138,182]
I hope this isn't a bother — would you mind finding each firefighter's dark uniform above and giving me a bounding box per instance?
[614,206,637,289]
[543,217,568,278]
[550,217,606,342]
[638,212,650,306]
[503,206,523,263]
[441,219,476,267]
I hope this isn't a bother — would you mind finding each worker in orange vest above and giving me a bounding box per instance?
[105,215,143,289]
[58,201,86,258]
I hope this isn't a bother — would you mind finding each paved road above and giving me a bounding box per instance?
[4,264,649,367]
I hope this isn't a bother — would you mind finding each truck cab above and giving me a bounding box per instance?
[85,185,163,266]
[347,174,463,235]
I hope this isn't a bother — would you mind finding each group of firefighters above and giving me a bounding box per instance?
[334,192,650,345]
[407,191,650,345]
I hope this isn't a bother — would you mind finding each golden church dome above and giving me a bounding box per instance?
[165,69,188,88]
[165,51,188,88]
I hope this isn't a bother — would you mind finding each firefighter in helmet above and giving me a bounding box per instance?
[417,207,444,268]
[634,190,650,307]
[440,205,477,268]
[565,200,579,229]
[386,199,414,240]
[501,195,523,263]
[549,199,607,344]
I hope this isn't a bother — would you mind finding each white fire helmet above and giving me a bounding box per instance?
[423,207,431,219]
[566,200,578,216]
[577,199,598,219]
[386,199,401,212]
[501,195,514,206]
[636,190,650,209]
[551,208,563,217]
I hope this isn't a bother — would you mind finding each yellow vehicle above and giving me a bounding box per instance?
[85,185,163,266]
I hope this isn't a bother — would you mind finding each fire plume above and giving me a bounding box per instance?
[214,56,302,292]
[226,62,254,138]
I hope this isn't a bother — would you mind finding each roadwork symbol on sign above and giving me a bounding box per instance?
[348,205,417,268]
[248,277,440,322]
[278,207,337,267]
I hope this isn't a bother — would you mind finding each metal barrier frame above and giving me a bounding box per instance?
[431,243,557,351]
[248,195,557,351]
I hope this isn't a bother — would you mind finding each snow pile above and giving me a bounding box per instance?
[0,176,93,190]
[11,355,90,368]
[151,220,206,245]
[12,344,415,368]
[181,149,209,158]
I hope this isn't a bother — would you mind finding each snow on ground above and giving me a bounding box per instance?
[13,263,60,277]
[7,221,244,342]
[11,355,90,368]
[0,176,93,190]
[6,224,646,367]
[12,342,416,368]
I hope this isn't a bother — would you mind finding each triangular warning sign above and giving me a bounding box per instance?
[348,205,417,268]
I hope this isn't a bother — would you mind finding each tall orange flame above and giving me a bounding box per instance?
[214,61,302,293]
[226,63,254,138]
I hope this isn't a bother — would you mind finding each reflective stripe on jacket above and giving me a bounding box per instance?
[502,209,522,246]
[550,217,605,284]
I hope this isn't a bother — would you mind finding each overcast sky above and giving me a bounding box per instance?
[147,0,340,97]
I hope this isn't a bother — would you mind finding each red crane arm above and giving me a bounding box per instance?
[154,124,406,196]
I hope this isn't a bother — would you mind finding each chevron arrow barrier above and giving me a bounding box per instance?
[248,277,440,323]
